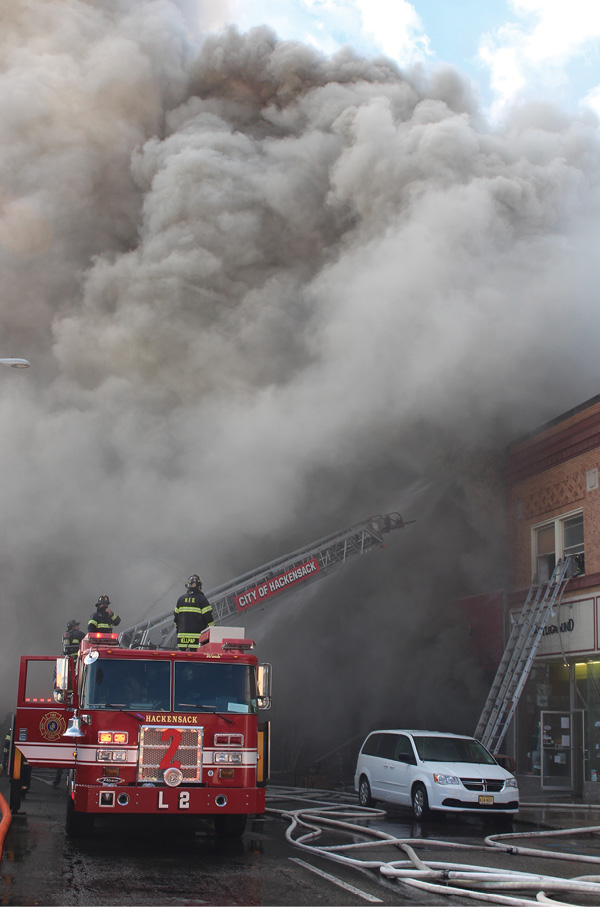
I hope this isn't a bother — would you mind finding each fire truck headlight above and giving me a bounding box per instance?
[96,749,128,763]
[214,752,242,765]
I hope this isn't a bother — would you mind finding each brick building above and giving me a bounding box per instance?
[505,394,600,800]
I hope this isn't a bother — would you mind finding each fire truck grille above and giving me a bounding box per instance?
[138,725,203,784]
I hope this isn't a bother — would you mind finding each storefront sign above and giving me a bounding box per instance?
[534,597,596,657]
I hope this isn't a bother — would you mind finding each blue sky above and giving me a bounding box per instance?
[198,0,600,121]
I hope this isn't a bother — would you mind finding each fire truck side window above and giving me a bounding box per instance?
[82,659,171,710]
[174,663,257,714]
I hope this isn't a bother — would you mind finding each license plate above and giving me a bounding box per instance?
[479,795,494,804]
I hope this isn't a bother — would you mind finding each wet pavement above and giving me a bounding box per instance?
[2,773,600,905]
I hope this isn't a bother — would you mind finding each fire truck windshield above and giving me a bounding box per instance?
[82,659,171,710]
[174,662,257,714]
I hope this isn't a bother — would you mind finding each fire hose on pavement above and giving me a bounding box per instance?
[0,791,12,862]
[266,788,600,906]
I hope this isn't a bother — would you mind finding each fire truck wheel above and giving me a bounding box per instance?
[214,813,247,838]
[9,778,22,813]
[358,776,374,808]
[411,783,430,820]
[65,796,94,837]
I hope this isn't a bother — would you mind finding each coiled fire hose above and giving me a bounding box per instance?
[266,787,600,906]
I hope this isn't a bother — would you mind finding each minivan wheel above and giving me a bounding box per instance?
[412,783,430,820]
[358,776,374,808]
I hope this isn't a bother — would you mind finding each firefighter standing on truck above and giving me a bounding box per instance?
[62,619,86,657]
[174,574,214,651]
[88,595,121,633]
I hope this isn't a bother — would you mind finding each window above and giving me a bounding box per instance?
[563,515,585,574]
[361,734,382,756]
[83,659,171,710]
[396,734,415,762]
[173,662,257,714]
[412,735,496,764]
[532,511,585,583]
[377,733,400,759]
[535,524,555,583]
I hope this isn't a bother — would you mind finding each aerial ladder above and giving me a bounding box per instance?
[120,511,412,650]
[474,555,572,755]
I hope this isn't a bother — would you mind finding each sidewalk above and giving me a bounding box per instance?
[517,797,600,830]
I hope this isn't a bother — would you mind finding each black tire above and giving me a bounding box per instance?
[411,783,430,820]
[65,795,94,837]
[214,813,247,838]
[9,778,22,813]
[358,776,374,808]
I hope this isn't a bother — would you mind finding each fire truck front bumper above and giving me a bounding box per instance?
[73,784,266,816]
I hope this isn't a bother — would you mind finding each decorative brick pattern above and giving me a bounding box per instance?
[523,471,585,520]
[508,441,600,589]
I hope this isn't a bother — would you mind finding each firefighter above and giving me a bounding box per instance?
[62,619,86,657]
[87,595,121,633]
[173,574,214,651]
[2,730,10,773]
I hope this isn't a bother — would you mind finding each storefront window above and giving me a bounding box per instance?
[575,660,600,782]
[516,662,571,774]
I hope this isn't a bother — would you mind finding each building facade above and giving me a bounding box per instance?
[506,395,600,800]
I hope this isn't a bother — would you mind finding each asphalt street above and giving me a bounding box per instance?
[2,772,600,905]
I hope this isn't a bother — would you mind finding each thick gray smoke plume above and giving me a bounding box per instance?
[2,2,600,757]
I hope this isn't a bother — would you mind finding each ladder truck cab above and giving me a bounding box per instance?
[10,627,272,838]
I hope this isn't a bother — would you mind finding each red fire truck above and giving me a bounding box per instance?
[8,626,271,837]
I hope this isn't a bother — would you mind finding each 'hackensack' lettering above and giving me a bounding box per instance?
[145,714,199,724]
[268,561,317,593]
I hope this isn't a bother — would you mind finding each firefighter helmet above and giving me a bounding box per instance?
[67,619,79,630]
[97,595,111,606]
[185,574,202,590]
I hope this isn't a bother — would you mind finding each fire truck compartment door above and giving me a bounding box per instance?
[14,656,77,768]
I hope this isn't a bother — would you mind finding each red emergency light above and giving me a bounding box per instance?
[86,633,119,644]
[221,638,255,651]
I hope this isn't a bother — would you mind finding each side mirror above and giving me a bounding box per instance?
[54,657,73,705]
[257,664,272,710]
[55,657,70,692]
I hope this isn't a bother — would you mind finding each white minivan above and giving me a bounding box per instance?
[354,729,519,819]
